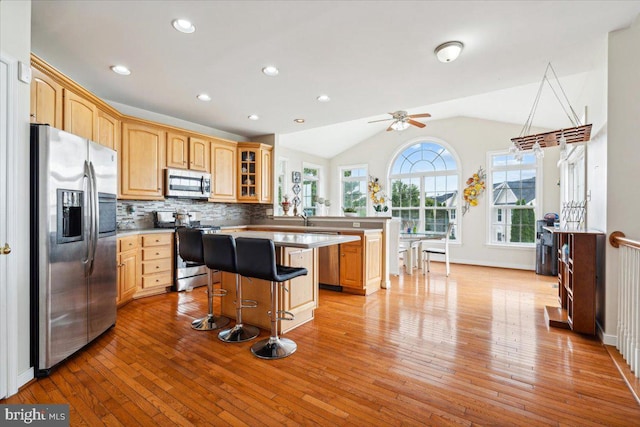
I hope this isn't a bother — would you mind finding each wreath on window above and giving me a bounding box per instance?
[462,166,486,215]
[368,176,389,212]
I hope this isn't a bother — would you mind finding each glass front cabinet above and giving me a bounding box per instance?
[237,142,273,203]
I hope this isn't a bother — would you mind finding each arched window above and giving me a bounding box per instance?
[390,141,459,237]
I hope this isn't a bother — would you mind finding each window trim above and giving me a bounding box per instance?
[339,163,368,216]
[387,137,462,240]
[302,162,323,216]
[485,149,543,247]
[276,156,289,215]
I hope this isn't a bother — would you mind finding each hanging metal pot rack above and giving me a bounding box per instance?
[511,63,592,151]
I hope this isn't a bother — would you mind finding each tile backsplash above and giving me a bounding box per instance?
[117,199,270,229]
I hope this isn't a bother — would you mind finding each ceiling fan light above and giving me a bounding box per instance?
[391,120,410,131]
[435,41,464,63]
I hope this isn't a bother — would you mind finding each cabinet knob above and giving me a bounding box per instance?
[155,252,160,255]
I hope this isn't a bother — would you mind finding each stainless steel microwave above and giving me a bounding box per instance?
[164,168,211,199]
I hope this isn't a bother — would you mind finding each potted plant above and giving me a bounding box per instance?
[343,207,358,217]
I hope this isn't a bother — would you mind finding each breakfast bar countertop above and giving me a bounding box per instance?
[116,228,174,238]
[222,230,360,249]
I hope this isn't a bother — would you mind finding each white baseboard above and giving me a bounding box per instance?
[450,257,535,271]
[17,367,33,389]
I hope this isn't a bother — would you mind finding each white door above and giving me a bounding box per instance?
[0,54,16,399]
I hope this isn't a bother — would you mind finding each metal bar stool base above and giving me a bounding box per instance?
[251,337,297,360]
[191,315,230,331]
[218,324,260,342]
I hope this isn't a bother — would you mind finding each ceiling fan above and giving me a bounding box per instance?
[368,110,431,131]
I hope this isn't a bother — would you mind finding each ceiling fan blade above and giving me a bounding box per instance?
[368,118,394,123]
[407,119,426,128]
[408,113,431,118]
[386,123,395,131]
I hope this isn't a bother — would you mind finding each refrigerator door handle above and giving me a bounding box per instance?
[82,161,92,268]
[88,161,99,275]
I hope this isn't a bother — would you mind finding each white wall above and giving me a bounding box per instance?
[604,15,640,341]
[325,116,560,270]
[274,143,331,211]
[1,0,33,391]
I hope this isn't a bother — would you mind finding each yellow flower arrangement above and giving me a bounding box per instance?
[462,166,486,215]
[368,176,388,212]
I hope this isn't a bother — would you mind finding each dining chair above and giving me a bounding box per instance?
[422,222,454,276]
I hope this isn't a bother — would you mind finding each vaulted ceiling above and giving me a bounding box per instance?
[31,1,640,157]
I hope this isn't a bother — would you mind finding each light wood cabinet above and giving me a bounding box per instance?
[339,241,362,289]
[117,235,140,307]
[120,121,166,200]
[30,67,63,128]
[166,132,189,169]
[97,109,120,150]
[189,136,210,171]
[166,133,210,172]
[136,233,173,298]
[237,142,273,203]
[63,89,98,141]
[220,246,317,334]
[260,147,273,203]
[339,231,382,295]
[209,138,237,202]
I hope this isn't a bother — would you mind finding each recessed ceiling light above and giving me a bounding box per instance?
[110,65,131,75]
[294,118,305,123]
[196,93,211,102]
[317,95,330,102]
[262,66,279,77]
[248,114,260,120]
[434,41,464,63]
[172,19,195,34]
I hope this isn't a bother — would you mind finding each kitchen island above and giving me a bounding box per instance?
[218,230,360,334]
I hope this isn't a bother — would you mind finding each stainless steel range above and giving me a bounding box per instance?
[153,211,220,291]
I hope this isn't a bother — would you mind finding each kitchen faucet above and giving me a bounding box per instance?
[298,212,309,227]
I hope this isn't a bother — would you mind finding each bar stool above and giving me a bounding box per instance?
[235,237,308,360]
[202,234,260,343]
[176,228,230,331]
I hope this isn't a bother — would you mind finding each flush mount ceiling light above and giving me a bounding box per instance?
[172,19,195,34]
[248,114,260,120]
[434,41,464,63]
[110,65,131,75]
[196,93,211,102]
[316,94,330,102]
[262,66,279,77]
[293,118,305,124]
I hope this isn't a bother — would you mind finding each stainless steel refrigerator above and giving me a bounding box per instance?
[30,124,118,376]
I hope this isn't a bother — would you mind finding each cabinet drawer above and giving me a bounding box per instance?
[141,272,172,289]
[142,246,172,261]
[118,235,140,252]
[142,233,173,247]
[142,258,172,275]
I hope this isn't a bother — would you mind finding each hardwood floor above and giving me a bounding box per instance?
[4,263,640,426]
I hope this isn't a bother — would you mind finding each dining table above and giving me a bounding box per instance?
[399,231,447,275]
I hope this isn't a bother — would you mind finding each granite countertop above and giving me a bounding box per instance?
[116,228,174,237]
[116,224,381,238]
[246,225,382,234]
[222,230,360,248]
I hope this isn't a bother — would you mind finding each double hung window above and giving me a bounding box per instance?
[340,166,368,216]
[488,151,542,245]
